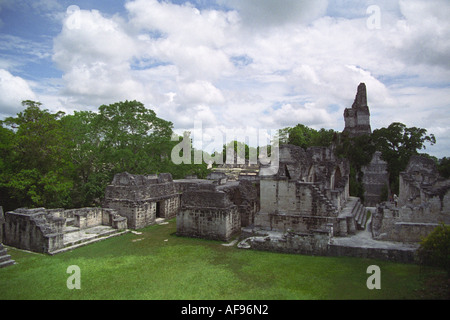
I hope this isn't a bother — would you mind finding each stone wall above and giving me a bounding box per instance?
[255,211,337,234]
[236,180,260,227]
[177,207,240,241]
[362,151,389,206]
[240,231,330,256]
[254,144,349,237]
[328,243,417,264]
[372,155,450,242]
[3,207,127,254]
[343,83,372,137]
[176,182,243,241]
[3,208,65,253]
[0,206,4,243]
[104,172,180,229]
[239,229,417,263]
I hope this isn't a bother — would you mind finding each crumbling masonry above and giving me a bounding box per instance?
[1,83,448,265]
[372,155,450,242]
[103,172,180,229]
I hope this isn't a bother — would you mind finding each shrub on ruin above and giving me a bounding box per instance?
[417,223,450,277]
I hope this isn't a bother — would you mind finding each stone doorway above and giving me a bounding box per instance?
[156,201,165,219]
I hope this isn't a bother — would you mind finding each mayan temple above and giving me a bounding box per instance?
[343,83,372,137]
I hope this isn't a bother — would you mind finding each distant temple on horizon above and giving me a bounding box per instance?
[343,83,371,137]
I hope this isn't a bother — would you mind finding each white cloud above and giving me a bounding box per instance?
[178,80,225,105]
[0,69,37,117]
[222,0,328,28]
[41,0,450,158]
[126,0,237,81]
[53,7,136,68]
[394,0,450,69]
[52,6,142,106]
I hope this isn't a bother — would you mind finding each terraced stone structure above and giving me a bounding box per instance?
[372,155,450,242]
[343,83,389,206]
[343,82,371,137]
[2,207,127,254]
[240,143,370,256]
[0,206,15,268]
[361,151,389,206]
[175,174,259,241]
[104,172,180,229]
[254,144,358,236]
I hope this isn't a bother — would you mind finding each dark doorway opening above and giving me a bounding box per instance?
[156,201,164,218]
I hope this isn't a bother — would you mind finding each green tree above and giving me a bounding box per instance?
[417,224,450,277]
[96,100,174,174]
[0,125,16,209]
[1,101,74,208]
[438,157,450,179]
[221,140,258,164]
[279,124,336,149]
[372,122,436,194]
[60,111,107,207]
[335,133,376,199]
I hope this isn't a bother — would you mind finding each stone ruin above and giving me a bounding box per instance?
[343,82,371,138]
[1,83,448,266]
[103,172,180,229]
[176,176,259,241]
[372,155,450,242]
[1,207,127,255]
[0,206,15,268]
[361,151,389,206]
[344,83,390,206]
[237,144,371,257]
[254,144,353,235]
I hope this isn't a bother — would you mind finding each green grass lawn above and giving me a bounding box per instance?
[0,219,448,300]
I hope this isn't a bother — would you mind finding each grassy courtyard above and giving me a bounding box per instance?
[0,219,448,300]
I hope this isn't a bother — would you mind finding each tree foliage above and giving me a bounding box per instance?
[279,121,439,200]
[438,157,450,179]
[372,122,436,193]
[0,100,210,210]
[417,224,450,277]
[279,124,336,149]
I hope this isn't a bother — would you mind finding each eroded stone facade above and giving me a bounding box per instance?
[103,172,180,229]
[362,151,389,206]
[372,155,450,242]
[254,144,352,236]
[1,83,447,264]
[2,207,127,254]
[343,82,371,137]
[175,175,259,241]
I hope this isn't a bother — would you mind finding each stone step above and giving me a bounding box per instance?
[0,260,15,268]
[0,245,16,268]
[49,230,130,255]
[0,253,12,263]
[355,204,367,230]
[63,228,118,247]
[66,217,76,227]
[63,226,81,234]
[354,203,363,220]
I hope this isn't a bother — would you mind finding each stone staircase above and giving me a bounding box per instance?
[48,219,129,255]
[310,184,338,216]
[0,243,15,268]
[335,196,368,236]
[352,198,368,230]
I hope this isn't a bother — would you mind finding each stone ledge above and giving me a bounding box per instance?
[48,230,130,255]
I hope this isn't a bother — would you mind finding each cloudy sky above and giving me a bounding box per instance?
[0,0,449,157]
